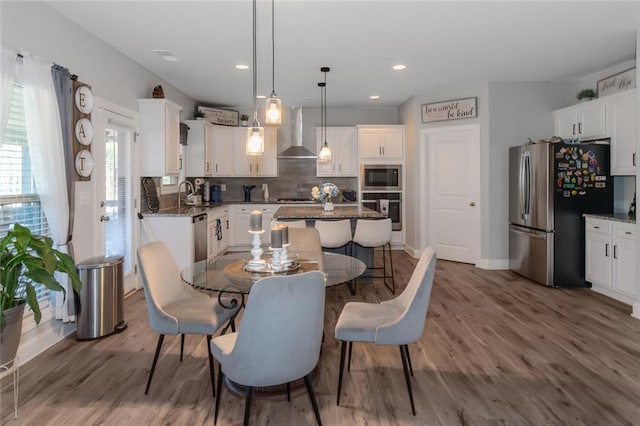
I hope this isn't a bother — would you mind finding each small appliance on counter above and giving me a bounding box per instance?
[243,185,256,202]
[210,184,223,203]
[343,190,357,202]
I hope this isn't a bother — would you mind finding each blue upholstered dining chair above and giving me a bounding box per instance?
[136,241,240,397]
[210,270,326,425]
[334,247,437,415]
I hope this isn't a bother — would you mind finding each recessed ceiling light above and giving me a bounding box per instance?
[256,95,266,99]
[369,95,380,100]
[392,64,407,71]
[296,97,314,102]
[235,64,249,70]
[153,50,179,62]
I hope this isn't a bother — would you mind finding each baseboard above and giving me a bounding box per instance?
[632,303,640,320]
[591,285,636,306]
[476,258,509,270]
[403,244,421,258]
[16,318,76,367]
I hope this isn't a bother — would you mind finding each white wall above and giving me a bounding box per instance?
[1,1,197,365]
[399,96,419,254]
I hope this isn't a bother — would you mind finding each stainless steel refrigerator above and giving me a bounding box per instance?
[508,141,613,287]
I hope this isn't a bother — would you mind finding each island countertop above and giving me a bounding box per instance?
[273,205,385,220]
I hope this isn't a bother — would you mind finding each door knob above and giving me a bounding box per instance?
[100,215,110,222]
[469,202,475,207]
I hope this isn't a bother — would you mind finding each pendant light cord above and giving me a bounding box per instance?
[270,0,276,97]
[323,70,328,144]
[252,0,258,125]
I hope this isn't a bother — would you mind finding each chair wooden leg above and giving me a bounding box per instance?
[304,374,323,426]
[243,386,253,426]
[145,334,165,395]
[347,341,353,371]
[206,335,216,398]
[180,334,185,361]
[214,364,223,425]
[399,345,416,415]
[286,382,291,402]
[403,345,414,377]
[337,341,347,406]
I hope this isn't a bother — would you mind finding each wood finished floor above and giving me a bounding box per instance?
[2,251,640,425]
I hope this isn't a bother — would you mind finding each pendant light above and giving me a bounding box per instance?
[246,0,264,155]
[318,66,332,162]
[265,0,282,125]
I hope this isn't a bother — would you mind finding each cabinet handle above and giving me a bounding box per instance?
[256,164,259,173]
[382,146,385,156]
[578,122,582,134]
[633,153,636,167]
[625,231,632,235]
[339,163,342,172]
[593,226,599,229]
[226,219,229,230]
[206,162,210,172]
[613,245,618,259]
[572,124,576,135]
[605,243,609,257]
[379,146,382,156]
[179,158,182,169]
[215,163,218,172]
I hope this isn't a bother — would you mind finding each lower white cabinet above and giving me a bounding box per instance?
[208,207,230,261]
[231,205,278,247]
[585,217,637,303]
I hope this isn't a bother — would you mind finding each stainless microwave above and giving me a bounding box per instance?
[361,165,402,190]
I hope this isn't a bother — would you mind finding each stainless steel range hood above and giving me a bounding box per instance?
[277,107,317,159]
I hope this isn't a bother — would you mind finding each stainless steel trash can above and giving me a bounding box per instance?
[76,255,127,340]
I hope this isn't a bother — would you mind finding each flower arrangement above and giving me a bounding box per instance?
[311,182,339,203]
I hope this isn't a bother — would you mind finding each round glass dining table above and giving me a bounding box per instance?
[180,251,366,295]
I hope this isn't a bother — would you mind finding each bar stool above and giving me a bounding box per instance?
[314,219,353,255]
[352,218,395,293]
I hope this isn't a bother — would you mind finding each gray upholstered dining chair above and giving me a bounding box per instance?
[334,247,437,415]
[288,227,322,253]
[137,241,240,397]
[210,271,326,426]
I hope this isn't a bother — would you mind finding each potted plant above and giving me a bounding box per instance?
[576,89,597,102]
[0,224,82,364]
[240,114,250,127]
[193,109,205,120]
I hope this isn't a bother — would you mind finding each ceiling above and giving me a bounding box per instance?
[46,1,638,109]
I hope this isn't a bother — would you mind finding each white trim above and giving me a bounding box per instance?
[591,285,636,306]
[404,244,421,258]
[16,317,76,366]
[476,258,509,270]
[632,302,640,320]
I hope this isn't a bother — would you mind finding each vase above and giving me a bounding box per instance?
[324,201,334,212]
[1,303,25,365]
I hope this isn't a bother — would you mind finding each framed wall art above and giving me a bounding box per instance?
[597,68,635,98]
[421,97,477,123]
[198,106,239,126]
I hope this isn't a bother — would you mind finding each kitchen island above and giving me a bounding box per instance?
[273,205,385,221]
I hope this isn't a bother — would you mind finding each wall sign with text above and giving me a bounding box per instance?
[421,97,477,123]
[597,68,635,98]
[198,106,239,126]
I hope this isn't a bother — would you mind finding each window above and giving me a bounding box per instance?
[0,84,50,306]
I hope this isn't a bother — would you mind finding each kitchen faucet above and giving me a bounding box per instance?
[177,180,195,209]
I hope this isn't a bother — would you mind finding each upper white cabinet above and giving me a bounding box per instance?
[184,120,214,177]
[210,125,235,177]
[316,126,358,176]
[609,90,636,175]
[358,126,404,160]
[553,101,606,141]
[233,127,278,177]
[138,99,182,176]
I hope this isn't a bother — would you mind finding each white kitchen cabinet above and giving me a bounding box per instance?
[184,120,214,177]
[208,206,230,261]
[358,126,404,160]
[585,217,637,304]
[233,127,278,177]
[316,126,358,177]
[211,125,235,177]
[139,98,182,176]
[231,204,278,247]
[609,90,636,175]
[553,101,606,141]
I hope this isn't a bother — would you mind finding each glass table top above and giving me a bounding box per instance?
[181,251,366,294]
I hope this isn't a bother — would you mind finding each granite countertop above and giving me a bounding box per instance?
[583,213,636,224]
[273,205,385,220]
[141,201,360,217]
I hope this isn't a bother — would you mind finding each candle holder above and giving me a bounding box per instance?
[281,243,291,266]
[246,230,266,271]
[270,247,283,270]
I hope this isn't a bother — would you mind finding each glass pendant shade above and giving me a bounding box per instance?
[318,141,332,161]
[265,97,282,124]
[246,126,264,155]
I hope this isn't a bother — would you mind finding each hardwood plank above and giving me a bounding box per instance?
[2,251,640,425]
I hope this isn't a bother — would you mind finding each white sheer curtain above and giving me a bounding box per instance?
[21,55,73,322]
[1,47,18,144]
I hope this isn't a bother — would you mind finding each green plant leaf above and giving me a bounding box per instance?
[25,284,41,325]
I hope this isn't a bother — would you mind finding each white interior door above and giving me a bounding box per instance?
[427,125,480,264]
[94,103,139,293]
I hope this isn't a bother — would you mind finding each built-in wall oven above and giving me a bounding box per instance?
[361,164,402,190]
[361,192,402,231]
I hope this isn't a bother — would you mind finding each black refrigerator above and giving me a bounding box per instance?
[508,141,613,287]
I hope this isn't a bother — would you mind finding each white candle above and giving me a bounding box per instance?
[271,227,283,248]
[250,210,262,231]
[280,225,289,245]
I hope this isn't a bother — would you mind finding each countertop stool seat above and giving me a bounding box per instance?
[314,219,352,255]
[352,218,395,293]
